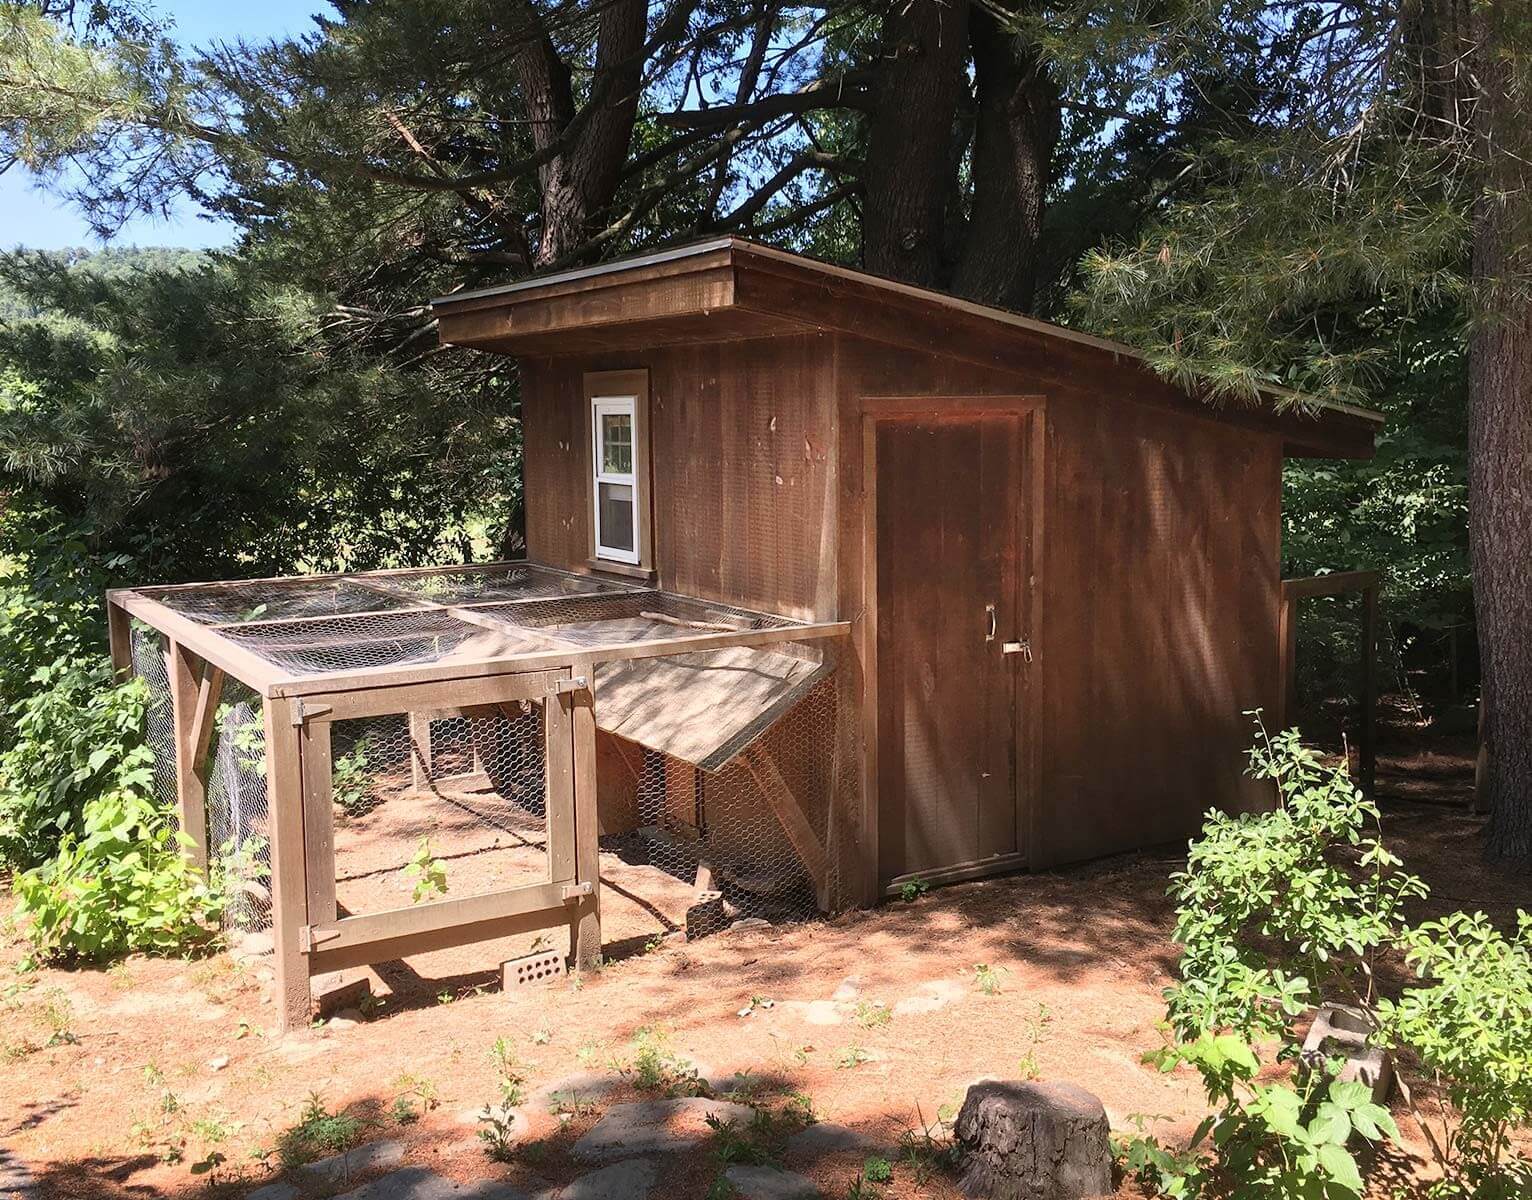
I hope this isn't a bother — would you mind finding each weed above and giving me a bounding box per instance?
[547,1090,599,1118]
[275,1093,364,1168]
[624,1026,707,1096]
[897,1116,959,1187]
[706,1101,815,1169]
[854,999,891,1029]
[530,1027,551,1046]
[705,1176,738,1200]
[575,1038,603,1067]
[489,1036,526,1105]
[332,734,377,817]
[835,1045,872,1069]
[1016,1002,1052,1079]
[863,1154,893,1182]
[477,1102,521,1162]
[390,1073,438,1124]
[358,992,385,1018]
[898,878,929,903]
[785,1091,817,1125]
[402,836,448,903]
[970,963,1009,996]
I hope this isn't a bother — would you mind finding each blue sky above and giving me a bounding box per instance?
[2,1,331,250]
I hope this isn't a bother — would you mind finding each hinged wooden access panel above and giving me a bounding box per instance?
[281,669,589,1002]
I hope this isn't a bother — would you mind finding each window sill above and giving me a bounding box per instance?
[586,558,655,583]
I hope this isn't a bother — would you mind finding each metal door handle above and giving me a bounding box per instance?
[985,604,996,641]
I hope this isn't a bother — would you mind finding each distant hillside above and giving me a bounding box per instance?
[0,246,208,321]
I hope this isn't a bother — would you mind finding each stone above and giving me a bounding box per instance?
[246,1183,298,1200]
[528,1071,622,1113]
[332,1167,530,1199]
[892,979,965,1017]
[793,999,843,1026]
[571,1098,756,1162]
[830,977,862,1003]
[1302,1003,1393,1103]
[723,1165,821,1200]
[786,1122,884,1160]
[208,1055,230,1071]
[0,1147,39,1198]
[300,1138,407,1185]
[536,1159,659,1200]
[954,1081,1112,1200]
[326,1008,366,1031]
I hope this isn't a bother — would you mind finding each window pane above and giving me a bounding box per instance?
[598,481,634,553]
[601,411,633,473]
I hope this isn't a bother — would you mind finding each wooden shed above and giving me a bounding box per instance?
[108,238,1380,1030]
[432,237,1382,902]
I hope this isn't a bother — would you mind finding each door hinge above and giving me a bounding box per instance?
[299,924,343,953]
[291,698,333,726]
[547,675,590,697]
[561,882,595,902]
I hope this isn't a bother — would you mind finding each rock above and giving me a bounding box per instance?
[728,917,772,932]
[536,1159,659,1200]
[723,1165,821,1200]
[953,1081,1112,1200]
[332,1166,530,1199]
[326,1008,366,1031]
[246,1183,298,1200]
[299,1138,407,1185]
[830,977,862,1003]
[528,1071,622,1113]
[1302,1003,1393,1103]
[792,999,843,1026]
[786,1122,884,1160]
[0,1147,39,1198]
[893,979,965,1017]
[571,1098,756,1162]
[208,1055,230,1072]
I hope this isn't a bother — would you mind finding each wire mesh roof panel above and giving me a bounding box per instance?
[140,578,427,625]
[370,563,637,605]
[474,590,795,649]
[220,609,549,676]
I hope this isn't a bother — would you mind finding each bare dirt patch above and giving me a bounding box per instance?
[0,732,1521,1199]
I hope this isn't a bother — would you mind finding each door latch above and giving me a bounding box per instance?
[1002,639,1033,663]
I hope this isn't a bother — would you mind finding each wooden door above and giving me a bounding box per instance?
[874,413,1025,884]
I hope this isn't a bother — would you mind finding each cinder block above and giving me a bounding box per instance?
[503,948,566,990]
[1302,1003,1393,1103]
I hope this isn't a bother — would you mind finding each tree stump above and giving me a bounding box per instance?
[954,1080,1113,1200]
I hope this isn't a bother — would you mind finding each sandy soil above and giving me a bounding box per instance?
[1,731,1524,1200]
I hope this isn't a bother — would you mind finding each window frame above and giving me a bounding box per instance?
[584,369,652,572]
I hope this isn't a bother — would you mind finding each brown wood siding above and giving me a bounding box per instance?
[519,335,838,621]
[1036,397,1281,868]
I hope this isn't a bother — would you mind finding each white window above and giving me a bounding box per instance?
[591,394,640,563]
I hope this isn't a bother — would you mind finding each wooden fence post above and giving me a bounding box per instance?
[167,641,212,873]
[1359,579,1378,796]
[264,696,312,1033]
[569,657,602,972]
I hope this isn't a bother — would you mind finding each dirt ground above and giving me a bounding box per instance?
[1,727,1525,1200]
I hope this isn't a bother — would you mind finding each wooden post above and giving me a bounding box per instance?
[107,598,133,681]
[167,641,211,872]
[408,711,433,791]
[300,719,337,927]
[263,697,312,1033]
[1277,586,1298,730]
[568,658,602,972]
[1359,581,1378,796]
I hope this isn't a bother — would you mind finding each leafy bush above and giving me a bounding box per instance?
[0,666,154,870]
[11,786,225,962]
[1121,716,1530,1199]
[1378,912,1532,1199]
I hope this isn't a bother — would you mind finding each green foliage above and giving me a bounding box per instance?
[402,836,447,903]
[897,878,929,903]
[332,734,377,818]
[862,1155,892,1182]
[1165,716,1426,1043]
[1377,912,1532,1199]
[1123,719,1531,1199]
[10,786,225,963]
[275,1093,364,1169]
[624,1025,707,1097]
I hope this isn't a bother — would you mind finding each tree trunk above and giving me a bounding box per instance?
[953,1,1059,311]
[861,0,971,287]
[1470,0,1532,863]
[514,0,647,267]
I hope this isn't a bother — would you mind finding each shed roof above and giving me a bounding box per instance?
[432,237,1382,460]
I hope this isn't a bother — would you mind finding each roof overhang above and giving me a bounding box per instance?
[431,238,1382,461]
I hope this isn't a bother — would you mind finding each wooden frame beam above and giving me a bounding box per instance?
[743,743,830,910]
[167,641,214,872]
[1279,570,1380,794]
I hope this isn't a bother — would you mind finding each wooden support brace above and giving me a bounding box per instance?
[742,744,830,911]
[107,598,133,682]
[409,711,433,791]
[167,641,212,873]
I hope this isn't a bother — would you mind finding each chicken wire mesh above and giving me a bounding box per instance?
[596,665,846,929]
[327,701,552,920]
[128,620,179,824]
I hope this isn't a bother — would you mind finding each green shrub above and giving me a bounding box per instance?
[11,787,226,962]
[1377,912,1532,1199]
[0,667,155,870]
